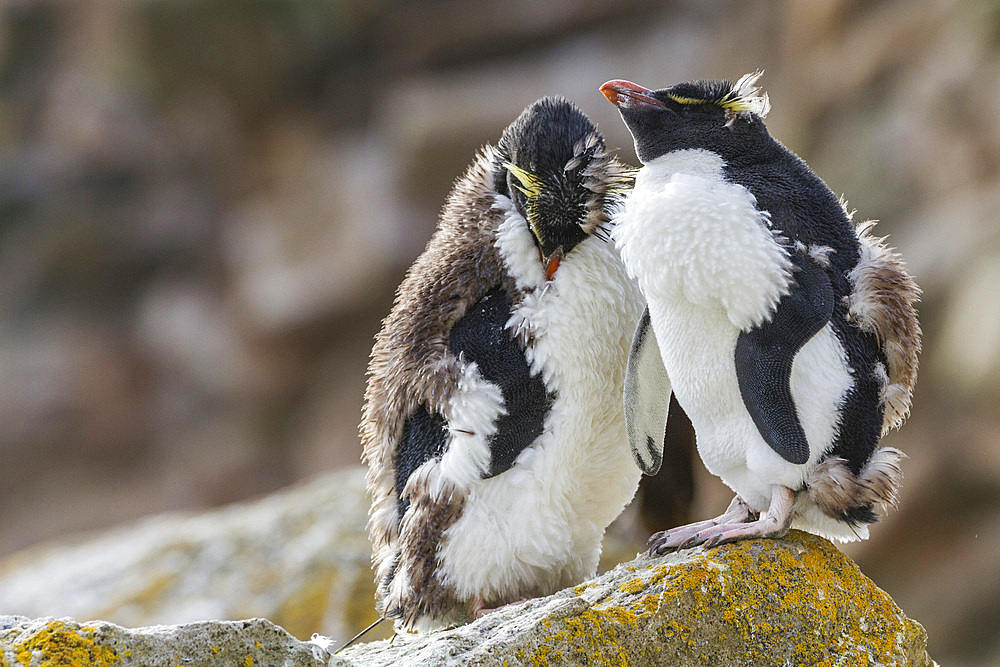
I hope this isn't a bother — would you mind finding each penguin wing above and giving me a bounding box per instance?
[735,249,835,464]
[624,305,672,475]
[395,405,449,508]
[448,287,552,478]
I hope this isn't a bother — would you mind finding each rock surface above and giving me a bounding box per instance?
[341,531,933,666]
[0,616,346,667]
[0,465,636,649]
[0,468,383,645]
[0,532,934,667]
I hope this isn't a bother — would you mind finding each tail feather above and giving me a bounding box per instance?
[808,447,906,525]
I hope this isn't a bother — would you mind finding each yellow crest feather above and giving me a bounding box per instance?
[504,162,544,236]
[665,71,770,118]
[504,163,543,200]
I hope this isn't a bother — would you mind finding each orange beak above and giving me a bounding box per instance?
[544,247,564,282]
[600,80,666,110]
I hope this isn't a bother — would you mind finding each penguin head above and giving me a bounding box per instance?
[495,97,631,279]
[600,72,772,165]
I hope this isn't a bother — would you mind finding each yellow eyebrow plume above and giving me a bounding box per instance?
[505,162,543,200]
[664,71,770,117]
[664,92,756,113]
[503,162,545,238]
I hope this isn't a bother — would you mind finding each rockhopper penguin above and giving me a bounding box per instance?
[600,73,921,552]
[361,97,644,631]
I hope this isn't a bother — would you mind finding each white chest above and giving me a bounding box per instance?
[435,198,644,602]
[614,150,793,332]
[613,151,853,510]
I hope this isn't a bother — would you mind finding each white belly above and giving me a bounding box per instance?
[649,297,852,512]
[613,150,854,515]
[435,201,644,603]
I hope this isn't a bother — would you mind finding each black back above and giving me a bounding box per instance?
[395,408,448,514]
[725,149,885,471]
[734,249,835,464]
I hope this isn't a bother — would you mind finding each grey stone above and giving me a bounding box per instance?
[0,531,934,667]
[0,615,349,667]
[0,468,380,645]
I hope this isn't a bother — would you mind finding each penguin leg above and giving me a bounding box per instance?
[684,485,797,550]
[648,495,756,555]
[469,596,485,618]
[472,597,528,619]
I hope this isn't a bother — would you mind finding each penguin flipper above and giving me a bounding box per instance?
[735,251,835,464]
[395,406,449,511]
[448,287,552,478]
[624,305,672,475]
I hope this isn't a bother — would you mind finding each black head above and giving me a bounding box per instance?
[494,96,630,278]
[600,72,775,166]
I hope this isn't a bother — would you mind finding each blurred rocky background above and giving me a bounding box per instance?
[0,0,998,664]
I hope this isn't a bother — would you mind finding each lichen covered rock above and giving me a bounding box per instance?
[0,532,933,666]
[0,616,348,667]
[341,530,933,666]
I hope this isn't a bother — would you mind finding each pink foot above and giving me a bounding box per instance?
[648,487,796,554]
[471,597,529,619]
[648,495,755,555]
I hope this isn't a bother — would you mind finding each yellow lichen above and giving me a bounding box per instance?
[702,532,914,665]
[522,531,928,667]
[542,610,628,667]
[11,621,120,667]
[530,643,552,666]
[617,578,644,595]
[592,605,637,627]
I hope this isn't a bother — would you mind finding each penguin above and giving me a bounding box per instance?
[361,96,644,632]
[599,73,921,552]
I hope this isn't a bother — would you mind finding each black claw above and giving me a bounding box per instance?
[678,535,699,550]
[646,531,665,547]
[648,539,673,556]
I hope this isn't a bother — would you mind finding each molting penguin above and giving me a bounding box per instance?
[600,73,921,552]
[361,97,644,631]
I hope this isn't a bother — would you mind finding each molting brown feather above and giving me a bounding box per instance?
[807,447,906,522]
[385,466,467,627]
[360,146,511,622]
[573,132,634,236]
[846,221,922,434]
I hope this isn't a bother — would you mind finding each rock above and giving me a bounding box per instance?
[0,468,383,646]
[341,530,934,666]
[0,531,934,666]
[0,616,347,667]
